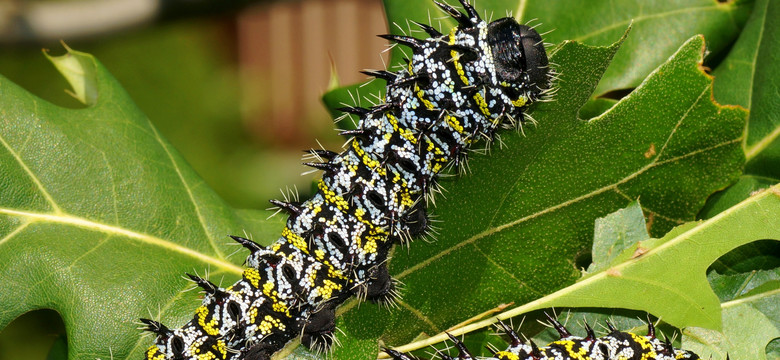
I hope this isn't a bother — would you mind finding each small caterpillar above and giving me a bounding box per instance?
[386,314,701,360]
[138,1,699,360]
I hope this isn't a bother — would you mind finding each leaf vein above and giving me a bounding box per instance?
[24,236,112,302]
[0,207,242,274]
[0,132,61,213]
[396,134,742,280]
[396,298,441,334]
[0,222,31,247]
[655,85,710,160]
[148,122,224,258]
[473,243,545,297]
[572,5,724,43]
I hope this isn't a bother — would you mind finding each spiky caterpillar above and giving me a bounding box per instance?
[140,1,552,359]
[386,314,701,360]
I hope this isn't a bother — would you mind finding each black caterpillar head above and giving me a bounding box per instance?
[487,18,550,103]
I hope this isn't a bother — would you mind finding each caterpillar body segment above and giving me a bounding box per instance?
[386,317,701,360]
[142,1,552,359]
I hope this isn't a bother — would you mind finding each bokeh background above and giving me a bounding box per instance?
[0,0,388,209]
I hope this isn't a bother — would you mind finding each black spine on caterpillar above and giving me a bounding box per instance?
[386,314,701,360]
[141,1,551,359]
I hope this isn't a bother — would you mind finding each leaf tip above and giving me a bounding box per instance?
[43,42,99,106]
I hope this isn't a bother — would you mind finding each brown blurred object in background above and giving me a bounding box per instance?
[238,0,388,148]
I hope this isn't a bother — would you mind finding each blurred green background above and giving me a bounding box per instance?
[0,0,387,210]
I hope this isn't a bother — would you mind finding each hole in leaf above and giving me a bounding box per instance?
[0,309,66,360]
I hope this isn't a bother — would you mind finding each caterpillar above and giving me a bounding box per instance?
[141,1,545,356]
[385,314,701,360]
[138,1,698,360]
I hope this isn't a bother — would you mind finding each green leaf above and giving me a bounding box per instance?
[322,30,747,357]
[708,268,780,303]
[699,175,780,276]
[44,44,99,106]
[587,200,649,274]
[324,0,753,112]
[684,279,780,360]
[700,175,780,219]
[0,47,285,359]
[502,0,753,96]
[713,0,780,178]
[390,183,780,359]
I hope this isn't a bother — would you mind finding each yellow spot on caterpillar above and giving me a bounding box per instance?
[196,306,220,336]
[318,180,351,211]
[629,333,656,360]
[146,346,164,360]
[512,96,527,107]
[388,113,418,144]
[272,301,288,314]
[323,260,347,279]
[258,315,285,335]
[282,227,308,253]
[451,50,469,85]
[263,281,275,296]
[363,238,377,253]
[449,27,457,45]
[351,141,387,176]
[550,339,588,359]
[318,279,342,299]
[350,207,387,236]
[495,351,519,360]
[473,93,492,117]
[193,340,226,360]
[445,115,464,134]
[415,84,435,110]
[244,268,261,288]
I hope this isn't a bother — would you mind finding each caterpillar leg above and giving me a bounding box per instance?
[364,264,401,305]
[242,343,275,360]
[300,303,337,352]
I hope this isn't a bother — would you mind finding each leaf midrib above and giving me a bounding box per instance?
[0,207,243,274]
